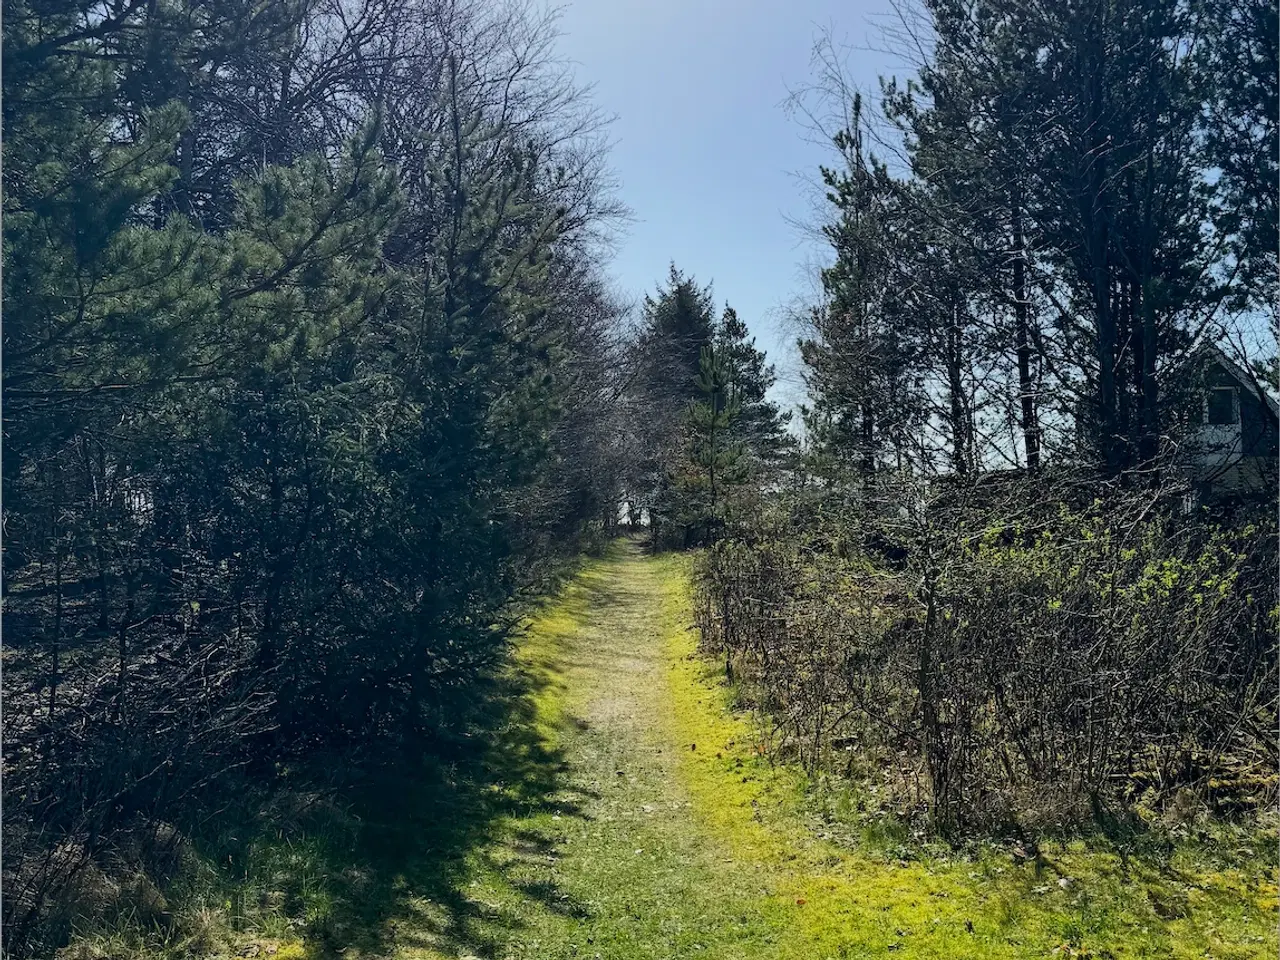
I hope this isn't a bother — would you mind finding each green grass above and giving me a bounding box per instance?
[656,550,1278,958]
[62,540,1278,959]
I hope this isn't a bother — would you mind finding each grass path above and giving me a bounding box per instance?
[345,540,1275,960]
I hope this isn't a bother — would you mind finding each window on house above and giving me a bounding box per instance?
[1206,386,1238,425]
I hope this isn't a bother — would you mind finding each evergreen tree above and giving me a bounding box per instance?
[716,306,796,475]
[630,265,717,542]
[2,1,630,951]
[801,97,921,482]
[678,342,745,543]
[1200,0,1278,316]
[816,0,1255,479]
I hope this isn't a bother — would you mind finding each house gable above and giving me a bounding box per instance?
[1188,345,1278,498]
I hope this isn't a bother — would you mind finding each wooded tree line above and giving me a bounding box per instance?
[697,0,1277,835]
[3,0,630,952]
[3,0,1277,948]
[801,0,1276,477]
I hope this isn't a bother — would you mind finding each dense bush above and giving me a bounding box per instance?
[696,487,1278,835]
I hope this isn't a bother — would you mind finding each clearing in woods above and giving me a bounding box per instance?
[309,539,1274,959]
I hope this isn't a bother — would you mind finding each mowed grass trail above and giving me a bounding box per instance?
[343,539,1276,960]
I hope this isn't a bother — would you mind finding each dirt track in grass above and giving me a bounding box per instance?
[333,538,1275,960]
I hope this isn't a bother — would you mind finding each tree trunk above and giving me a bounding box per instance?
[1011,192,1040,472]
[946,300,969,475]
[1082,8,1120,474]
[1138,150,1160,468]
[918,563,949,829]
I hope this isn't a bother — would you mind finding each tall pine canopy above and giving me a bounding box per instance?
[3,1,631,953]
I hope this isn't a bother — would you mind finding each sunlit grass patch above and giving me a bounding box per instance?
[655,550,1279,959]
[59,543,1275,960]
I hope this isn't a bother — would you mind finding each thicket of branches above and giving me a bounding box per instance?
[2,0,629,953]
[696,0,1277,836]
[697,481,1277,833]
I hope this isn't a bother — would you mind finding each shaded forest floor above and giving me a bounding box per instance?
[72,540,1277,959]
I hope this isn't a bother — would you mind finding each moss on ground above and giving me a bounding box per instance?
[62,541,1277,960]
[657,550,1278,959]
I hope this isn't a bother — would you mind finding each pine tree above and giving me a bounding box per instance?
[716,306,796,477]
[680,342,745,542]
[801,97,920,482]
[630,265,717,542]
[3,1,631,950]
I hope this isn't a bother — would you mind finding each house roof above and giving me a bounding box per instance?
[1198,343,1280,419]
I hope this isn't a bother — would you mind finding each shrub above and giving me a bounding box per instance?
[695,489,1278,835]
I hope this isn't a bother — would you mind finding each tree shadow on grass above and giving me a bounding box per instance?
[186,548,650,960]
[269,657,600,960]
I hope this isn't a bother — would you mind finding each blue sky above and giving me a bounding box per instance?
[556,0,901,405]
